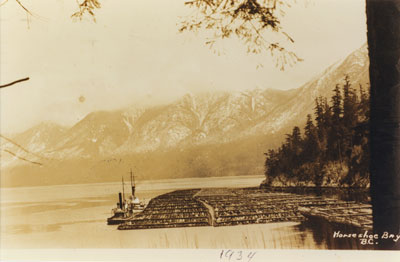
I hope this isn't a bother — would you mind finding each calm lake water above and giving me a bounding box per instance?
[0,175,369,249]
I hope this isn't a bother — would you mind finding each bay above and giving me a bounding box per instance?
[0,175,365,249]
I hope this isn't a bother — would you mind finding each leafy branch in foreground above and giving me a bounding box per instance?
[1,0,101,22]
[179,0,303,70]
[71,0,101,22]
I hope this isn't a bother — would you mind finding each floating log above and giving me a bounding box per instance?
[298,203,373,230]
[117,187,371,230]
[118,189,212,230]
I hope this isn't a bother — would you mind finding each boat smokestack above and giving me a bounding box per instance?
[118,192,123,209]
[132,186,135,197]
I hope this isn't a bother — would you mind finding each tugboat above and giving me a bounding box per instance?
[107,170,146,225]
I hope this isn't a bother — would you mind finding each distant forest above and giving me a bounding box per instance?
[264,76,370,188]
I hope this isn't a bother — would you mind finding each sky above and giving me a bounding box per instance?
[0,0,367,134]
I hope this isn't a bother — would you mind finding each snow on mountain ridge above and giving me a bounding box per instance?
[2,44,369,163]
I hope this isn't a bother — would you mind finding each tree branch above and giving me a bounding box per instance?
[0,77,29,88]
[3,149,43,166]
[15,0,33,16]
[0,0,9,7]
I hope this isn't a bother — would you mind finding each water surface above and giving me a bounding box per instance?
[1,175,368,249]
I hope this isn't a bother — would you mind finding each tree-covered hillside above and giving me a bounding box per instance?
[264,76,370,188]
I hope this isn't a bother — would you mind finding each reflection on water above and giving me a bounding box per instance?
[0,176,372,249]
[2,196,113,216]
[2,196,113,235]
[297,217,371,250]
[6,219,105,234]
[267,187,372,249]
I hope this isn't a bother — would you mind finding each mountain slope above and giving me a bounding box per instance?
[1,44,370,187]
[52,110,132,157]
[251,43,370,135]
[0,123,67,168]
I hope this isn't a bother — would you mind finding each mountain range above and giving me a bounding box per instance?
[0,44,370,187]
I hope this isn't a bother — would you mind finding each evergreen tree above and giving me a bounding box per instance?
[329,84,343,162]
[264,76,369,189]
[342,76,358,159]
[303,114,319,162]
[331,84,342,122]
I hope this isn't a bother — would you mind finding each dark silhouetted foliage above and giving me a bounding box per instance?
[264,76,370,187]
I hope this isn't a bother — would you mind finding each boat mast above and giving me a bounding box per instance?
[130,168,135,198]
[122,176,125,202]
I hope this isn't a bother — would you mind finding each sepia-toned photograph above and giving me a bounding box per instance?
[1,0,399,260]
